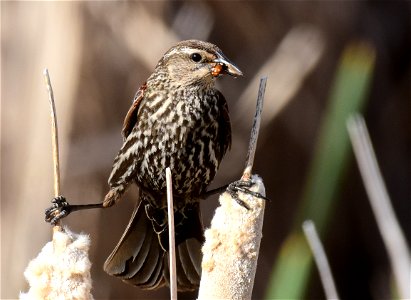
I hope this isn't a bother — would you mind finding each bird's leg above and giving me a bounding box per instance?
[227,179,269,210]
[45,186,124,225]
[227,180,269,200]
[202,180,269,210]
[45,196,105,225]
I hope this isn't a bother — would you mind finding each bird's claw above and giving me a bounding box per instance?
[227,179,269,210]
[45,196,71,225]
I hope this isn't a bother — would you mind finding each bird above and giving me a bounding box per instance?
[102,39,242,291]
[45,40,243,292]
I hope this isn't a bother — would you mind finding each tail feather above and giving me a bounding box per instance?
[103,200,148,277]
[178,241,201,285]
[129,230,160,284]
[185,238,202,275]
[143,251,165,290]
[103,193,203,292]
[164,243,198,291]
[124,223,155,279]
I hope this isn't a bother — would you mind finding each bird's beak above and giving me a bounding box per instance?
[212,54,243,77]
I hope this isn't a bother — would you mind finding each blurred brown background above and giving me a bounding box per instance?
[2,2,410,299]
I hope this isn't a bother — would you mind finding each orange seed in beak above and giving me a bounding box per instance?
[211,63,224,77]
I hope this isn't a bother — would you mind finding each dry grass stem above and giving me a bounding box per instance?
[44,68,61,198]
[347,114,410,299]
[302,220,339,300]
[242,77,267,181]
[44,69,64,232]
[166,168,178,300]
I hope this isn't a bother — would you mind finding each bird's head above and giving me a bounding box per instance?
[156,40,243,87]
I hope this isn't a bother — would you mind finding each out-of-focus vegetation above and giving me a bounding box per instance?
[2,2,410,299]
[266,42,376,299]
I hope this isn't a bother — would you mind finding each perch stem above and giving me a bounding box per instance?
[166,168,177,300]
[242,77,267,181]
[44,69,63,232]
[302,220,339,300]
[347,114,410,299]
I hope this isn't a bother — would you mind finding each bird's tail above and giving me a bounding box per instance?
[103,192,203,291]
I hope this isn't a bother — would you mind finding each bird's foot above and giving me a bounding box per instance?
[227,179,269,210]
[45,196,72,225]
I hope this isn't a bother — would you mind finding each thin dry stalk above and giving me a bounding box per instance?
[166,168,178,300]
[44,68,63,231]
[242,77,267,181]
[347,114,410,299]
[302,220,339,300]
[44,68,61,197]
[20,69,93,300]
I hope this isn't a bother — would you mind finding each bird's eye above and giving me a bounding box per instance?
[190,53,202,62]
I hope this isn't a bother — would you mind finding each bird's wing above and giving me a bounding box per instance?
[122,82,147,139]
[104,83,147,197]
[216,91,232,162]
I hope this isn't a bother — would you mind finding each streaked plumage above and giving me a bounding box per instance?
[102,40,242,291]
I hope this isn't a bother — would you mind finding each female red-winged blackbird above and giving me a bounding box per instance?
[46,40,242,291]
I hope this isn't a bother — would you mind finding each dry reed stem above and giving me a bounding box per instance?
[347,114,410,299]
[302,220,339,300]
[166,168,178,300]
[242,77,267,181]
[44,69,64,234]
